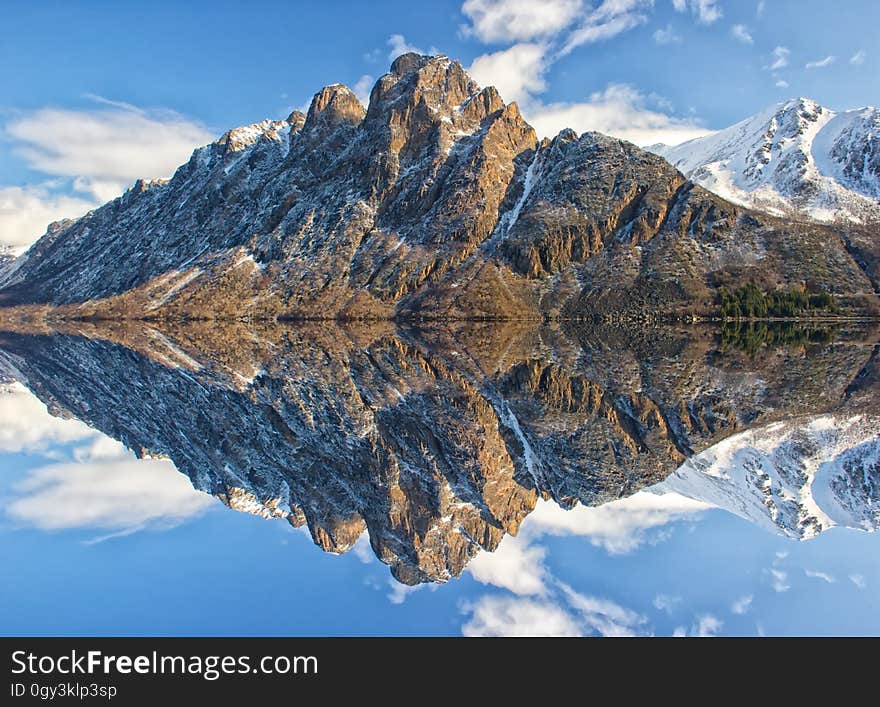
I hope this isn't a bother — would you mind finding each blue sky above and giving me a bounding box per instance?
[0,382,877,636]
[1,0,877,251]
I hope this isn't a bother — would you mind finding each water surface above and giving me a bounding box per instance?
[0,320,877,636]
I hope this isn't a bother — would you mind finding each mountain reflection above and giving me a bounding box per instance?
[0,319,877,585]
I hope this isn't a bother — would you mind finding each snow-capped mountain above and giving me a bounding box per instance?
[0,58,876,320]
[652,98,880,225]
[653,414,880,539]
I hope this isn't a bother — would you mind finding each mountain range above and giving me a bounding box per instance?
[0,55,877,321]
[1,319,876,583]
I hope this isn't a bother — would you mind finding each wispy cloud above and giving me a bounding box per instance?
[526,83,712,146]
[765,45,790,70]
[560,583,649,636]
[561,0,653,55]
[731,24,753,44]
[461,595,582,636]
[805,55,835,69]
[653,23,682,45]
[775,79,789,88]
[6,446,214,534]
[515,492,711,554]
[673,0,723,25]
[653,593,682,614]
[756,0,766,18]
[673,614,723,637]
[1,99,214,251]
[849,49,866,66]
[386,580,425,605]
[805,569,836,583]
[386,34,424,61]
[5,99,214,203]
[731,594,753,615]
[464,1,709,146]
[767,567,790,592]
[849,573,867,589]
[461,583,650,637]
[460,0,583,43]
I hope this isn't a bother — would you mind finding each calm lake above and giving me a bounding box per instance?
[1,320,877,636]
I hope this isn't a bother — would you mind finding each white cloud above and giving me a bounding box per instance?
[849,573,866,589]
[775,79,789,88]
[526,83,712,146]
[694,614,723,636]
[731,24,753,44]
[767,567,790,592]
[1,99,214,252]
[352,74,374,106]
[466,4,710,147]
[386,34,425,61]
[560,584,649,636]
[673,613,723,636]
[0,390,211,540]
[0,185,97,254]
[765,45,790,70]
[653,23,682,45]
[849,50,866,66]
[731,594,753,614]
[351,532,375,564]
[561,0,653,55]
[6,448,215,533]
[469,43,549,104]
[673,0,723,25]
[520,492,711,554]
[461,585,649,637]
[460,0,584,43]
[462,595,582,636]
[653,593,682,613]
[805,55,835,70]
[0,382,96,452]
[756,0,765,18]
[5,100,214,202]
[467,534,548,595]
[804,569,835,583]
[387,580,425,605]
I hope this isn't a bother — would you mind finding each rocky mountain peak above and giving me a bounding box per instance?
[304,83,365,134]
[365,54,484,143]
[285,109,307,132]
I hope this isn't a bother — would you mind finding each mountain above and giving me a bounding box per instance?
[653,414,880,539]
[0,57,876,321]
[651,98,880,286]
[1,319,876,583]
[652,98,880,224]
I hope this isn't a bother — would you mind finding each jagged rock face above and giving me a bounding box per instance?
[0,320,875,583]
[0,58,875,319]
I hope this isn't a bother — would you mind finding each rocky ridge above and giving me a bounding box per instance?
[0,58,876,321]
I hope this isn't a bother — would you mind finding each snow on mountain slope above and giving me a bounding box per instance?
[651,414,880,539]
[652,98,880,224]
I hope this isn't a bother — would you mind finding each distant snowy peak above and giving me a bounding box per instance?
[652,414,880,540]
[652,98,880,224]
